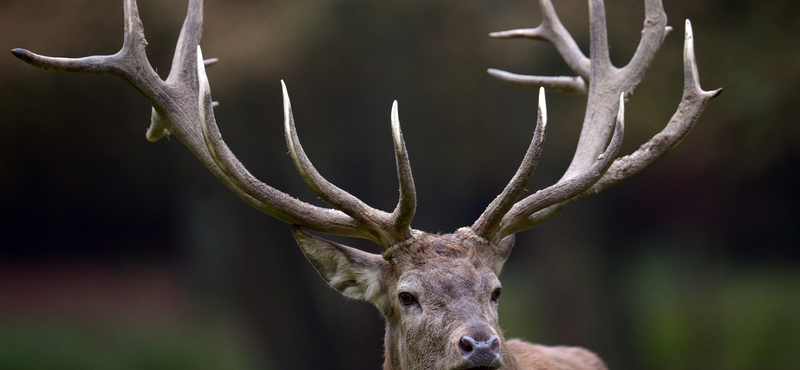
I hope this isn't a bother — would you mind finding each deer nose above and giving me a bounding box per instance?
[459,335,500,367]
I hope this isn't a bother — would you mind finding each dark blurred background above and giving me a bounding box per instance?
[1,0,797,369]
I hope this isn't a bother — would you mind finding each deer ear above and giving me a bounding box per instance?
[291,226,387,304]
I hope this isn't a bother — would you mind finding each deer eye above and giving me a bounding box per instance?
[398,292,416,306]
[491,287,502,302]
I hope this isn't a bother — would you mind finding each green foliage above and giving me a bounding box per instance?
[629,253,800,370]
[0,319,261,370]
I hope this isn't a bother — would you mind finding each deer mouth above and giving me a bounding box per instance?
[452,355,502,370]
[455,364,500,370]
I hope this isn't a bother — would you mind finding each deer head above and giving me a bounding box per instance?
[13,0,720,369]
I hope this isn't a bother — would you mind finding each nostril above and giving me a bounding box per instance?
[489,336,500,354]
[459,336,476,355]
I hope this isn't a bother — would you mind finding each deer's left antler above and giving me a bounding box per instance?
[472,0,721,243]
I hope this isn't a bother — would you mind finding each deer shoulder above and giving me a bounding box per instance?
[506,340,608,370]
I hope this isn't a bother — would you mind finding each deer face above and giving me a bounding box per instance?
[292,227,515,370]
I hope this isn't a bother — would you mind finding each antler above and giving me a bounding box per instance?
[12,0,416,247]
[472,0,721,243]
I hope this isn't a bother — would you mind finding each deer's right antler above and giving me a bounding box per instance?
[12,0,416,247]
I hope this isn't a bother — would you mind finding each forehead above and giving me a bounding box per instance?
[385,233,496,286]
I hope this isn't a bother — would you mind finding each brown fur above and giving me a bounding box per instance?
[504,340,607,370]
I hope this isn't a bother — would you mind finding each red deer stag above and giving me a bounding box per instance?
[13,0,720,369]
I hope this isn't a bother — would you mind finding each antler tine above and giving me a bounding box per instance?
[490,0,590,80]
[587,0,613,72]
[495,94,625,240]
[283,82,416,246]
[472,87,548,238]
[165,0,203,86]
[12,0,164,101]
[485,70,587,95]
[389,101,417,239]
[145,0,204,143]
[622,0,671,79]
[488,0,589,94]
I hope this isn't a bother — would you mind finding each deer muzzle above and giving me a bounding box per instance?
[458,335,501,369]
